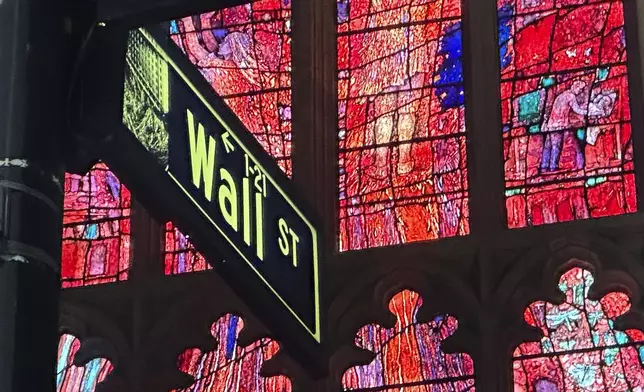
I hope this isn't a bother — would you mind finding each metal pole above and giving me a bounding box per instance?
[0,0,66,389]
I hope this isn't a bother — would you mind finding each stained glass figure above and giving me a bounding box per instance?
[513,267,644,391]
[337,0,469,251]
[56,334,113,392]
[499,0,637,227]
[164,222,212,275]
[174,313,292,392]
[342,290,475,390]
[61,163,131,288]
[169,0,293,175]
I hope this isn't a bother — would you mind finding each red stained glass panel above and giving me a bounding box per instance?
[169,0,292,175]
[61,163,131,288]
[337,0,469,251]
[342,290,475,391]
[498,0,637,228]
[164,221,212,275]
[513,267,644,391]
[174,313,292,392]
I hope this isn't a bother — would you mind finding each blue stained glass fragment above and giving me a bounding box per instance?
[83,359,102,392]
[178,253,186,273]
[498,5,514,70]
[434,22,464,110]
[541,76,555,88]
[214,28,228,39]
[337,0,349,23]
[85,224,99,240]
[105,171,121,200]
[170,20,179,34]
[616,331,629,345]
[225,315,239,360]
[597,67,610,81]
[57,337,73,386]
[517,91,543,124]
[535,379,558,392]
[576,128,585,141]
[568,363,599,388]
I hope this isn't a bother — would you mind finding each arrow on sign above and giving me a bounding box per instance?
[222,132,235,153]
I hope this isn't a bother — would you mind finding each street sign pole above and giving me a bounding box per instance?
[0,0,67,389]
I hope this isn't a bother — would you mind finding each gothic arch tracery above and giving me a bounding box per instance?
[513,266,644,390]
[140,278,296,391]
[493,236,644,391]
[56,333,113,392]
[341,289,475,391]
[57,303,129,391]
[172,313,292,392]
[330,267,481,390]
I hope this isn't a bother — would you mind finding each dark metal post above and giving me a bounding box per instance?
[0,0,67,389]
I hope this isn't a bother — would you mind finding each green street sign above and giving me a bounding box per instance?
[111,26,324,370]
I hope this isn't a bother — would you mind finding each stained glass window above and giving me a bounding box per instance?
[169,0,293,175]
[337,0,469,251]
[499,0,637,228]
[61,163,132,288]
[164,222,212,275]
[342,290,475,391]
[174,313,292,392]
[513,267,644,390]
[56,334,113,392]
